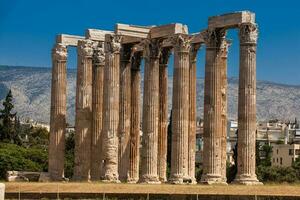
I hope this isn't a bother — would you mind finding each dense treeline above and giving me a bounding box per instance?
[0,90,299,182]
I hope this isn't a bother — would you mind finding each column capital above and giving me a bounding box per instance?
[239,23,258,44]
[105,34,122,54]
[120,44,132,63]
[92,42,105,66]
[159,47,172,65]
[190,43,201,62]
[52,43,67,61]
[78,39,94,58]
[203,28,227,48]
[143,39,163,59]
[131,51,142,71]
[172,34,191,53]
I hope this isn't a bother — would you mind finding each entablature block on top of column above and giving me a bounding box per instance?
[149,23,188,39]
[85,29,114,42]
[115,23,152,44]
[56,34,85,47]
[208,11,255,29]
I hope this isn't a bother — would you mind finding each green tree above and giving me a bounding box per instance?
[166,110,172,179]
[0,90,17,143]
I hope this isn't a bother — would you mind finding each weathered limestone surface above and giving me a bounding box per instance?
[158,47,171,182]
[208,11,255,29]
[56,34,85,47]
[140,39,161,184]
[49,43,67,181]
[118,44,132,182]
[188,43,200,184]
[201,29,227,185]
[170,34,191,184]
[234,23,261,185]
[128,52,142,183]
[91,42,105,180]
[220,41,229,182]
[73,40,94,181]
[102,34,121,182]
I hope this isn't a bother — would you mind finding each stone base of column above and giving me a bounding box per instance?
[169,175,192,184]
[189,177,197,185]
[159,177,167,183]
[233,174,263,185]
[139,175,161,184]
[102,176,120,183]
[200,174,228,185]
[127,178,139,184]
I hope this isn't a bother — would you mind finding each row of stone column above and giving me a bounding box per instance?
[49,22,260,185]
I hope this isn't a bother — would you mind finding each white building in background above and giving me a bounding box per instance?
[272,144,300,167]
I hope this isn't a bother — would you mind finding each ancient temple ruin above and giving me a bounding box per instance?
[48,11,261,185]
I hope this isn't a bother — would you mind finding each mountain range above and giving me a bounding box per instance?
[1,65,300,125]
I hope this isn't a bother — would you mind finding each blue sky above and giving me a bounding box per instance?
[0,0,299,85]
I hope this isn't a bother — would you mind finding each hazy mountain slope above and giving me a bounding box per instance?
[1,65,300,125]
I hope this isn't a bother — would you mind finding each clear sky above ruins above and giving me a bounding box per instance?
[0,0,299,85]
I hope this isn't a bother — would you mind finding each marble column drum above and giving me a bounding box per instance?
[201,29,227,185]
[73,40,94,181]
[140,39,161,184]
[90,42,105,180]
[128,52,142,183]
[118,44,132,182]
[49,43,67,181]
[188,43,200,184]
[170,34,191,184]
[234,23,262,185]
[158,47,171,182]
[102,34,121,182]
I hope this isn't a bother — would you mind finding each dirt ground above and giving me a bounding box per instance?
[3,182,300,196]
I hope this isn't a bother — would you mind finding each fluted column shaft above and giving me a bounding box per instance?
[234,23,261,185]
[220,42,229,182]
[73,40,93,181]
[170,34,191,184]
[91,42,105,180]
[102,34,121,182]
[188,44,200,183]
[128,52,142,183]
[119,45,132,182]
[49,43,67,181]
[140,39,161,183]
[158,48,171,182]
[201,29,227,184]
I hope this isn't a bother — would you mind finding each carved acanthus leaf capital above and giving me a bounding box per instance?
[142,39,163,59]
[105,34,122,54]
[190,43,201,61]
[78,39,94,58]
[93,42,105,66]
[203,28,226,48]
[159,47,172,65]
[172,34,191,53]
[52,43,67,61]
[239,23,258,44]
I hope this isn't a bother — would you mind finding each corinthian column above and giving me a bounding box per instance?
[170,34,191,184]
[127,51,142,183]
[234,23,261,185]
[188,43,200,184]
[102,34,121,182]
[119,44,132,182]
[91,42,105,181]
[201,29,227,185]
[49,43,67,181]
[73,40,93,181]
[158,47,171,182]
[220,41,229,183]
[140,39,161,184]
